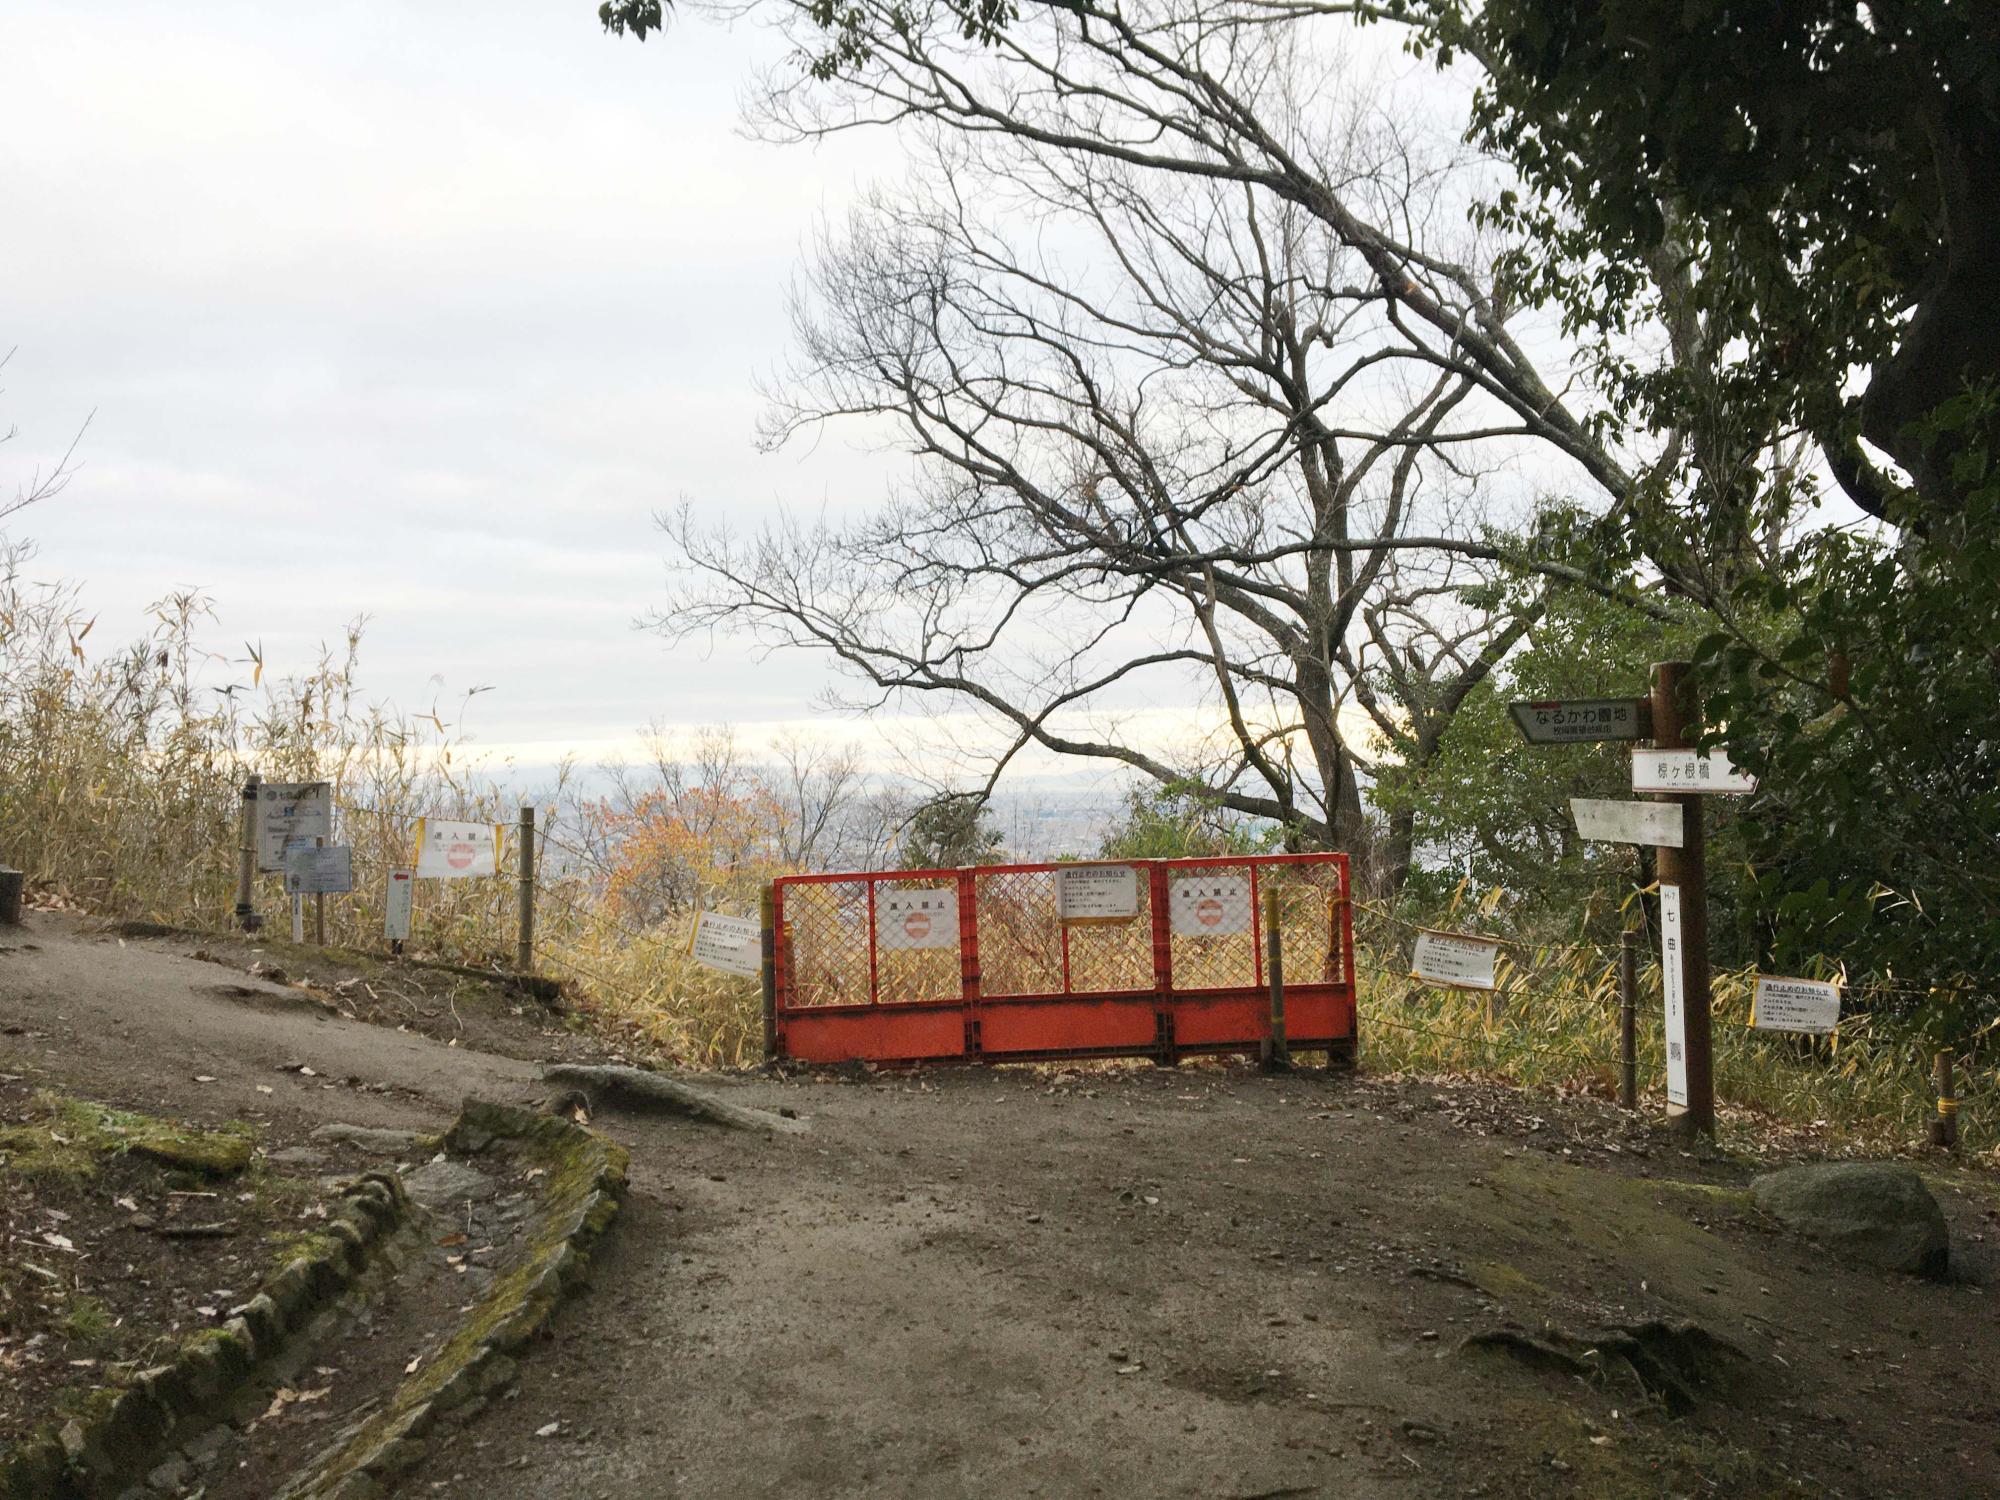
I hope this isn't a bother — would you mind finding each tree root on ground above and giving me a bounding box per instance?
[1459,1318,1750,1415]
[539,1064,807,1133]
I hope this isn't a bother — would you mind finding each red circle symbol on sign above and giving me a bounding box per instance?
[904,911,931,941]
[1196,897,1224,928]
[447,842,474,870]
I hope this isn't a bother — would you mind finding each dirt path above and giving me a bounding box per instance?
[6,912,1998,1498]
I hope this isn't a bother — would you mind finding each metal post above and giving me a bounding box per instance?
[1932,1049,1959,1149]
[1618,928,1639,1110]
[516,805,535,974]
[1651,660,1715,1139]
[236,774,261,932]
[760,882,779,1065]
[1262,883,1290,1072]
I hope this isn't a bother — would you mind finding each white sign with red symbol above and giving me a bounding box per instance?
[1168,874,1250,937]
[1411,928,1501,991]
[878,887,959,950]
[384,869,415,941]
[1055,864,1140,924]
[413,817,500,880]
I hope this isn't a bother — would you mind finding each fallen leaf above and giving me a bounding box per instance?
[194,1075,217,1084]
[534,1421,561,1438]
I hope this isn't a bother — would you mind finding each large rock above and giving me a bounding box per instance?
[1751,1162,1950,1279]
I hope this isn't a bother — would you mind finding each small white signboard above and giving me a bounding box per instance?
[1752,975,1841,1035]
[1056,865,1140,924]
[414,818,500,879]
[384,868,414,942]
[691,910,762,978]
[878,887,959,951]
[283,842,353,896]
[256,781,332,872]
[1631,749,1756,795]
[1411,929,1500,991]
[1168,874,1251,937]
[1661,883,1689,1106]
[1570,797,1685,848]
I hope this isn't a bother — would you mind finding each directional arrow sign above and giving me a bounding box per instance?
[1570,797,1685,848]
[1508,698,1652,744]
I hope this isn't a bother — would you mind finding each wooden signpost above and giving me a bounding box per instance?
[1509,664,1756,1139]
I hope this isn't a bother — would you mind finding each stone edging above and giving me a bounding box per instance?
[275,1099,630,1500]
[0,1173,410,1500]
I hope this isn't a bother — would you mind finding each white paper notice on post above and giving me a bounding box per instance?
[1411,929,1500,991]
[1168,874,1251,937]
[1661,883,1689,1106]
[256,782,332,872]
[384,869,414,941]
[413,818,499,879]
[691,911,762,978]
[1752,975,1841,1034]
[879,887,959,950]
[1056,865,1139,923]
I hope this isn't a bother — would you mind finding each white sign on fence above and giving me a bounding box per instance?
[878,887,959,951]
[283,842,353,896]
[255,781,332,872]
[1631,749,1756,795]
[1056,865,1139,924]
[413,818,500,879]
[1570,797,1685,848]
[1168,874,1251,937]
[1661,883,1689,1106]
[1411,929,1500,991]
[1752,975,1842,1035]
[691,910,762,978]
[384,868,414,942]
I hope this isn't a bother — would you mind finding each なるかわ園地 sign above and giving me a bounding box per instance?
[1508,698,1651,744]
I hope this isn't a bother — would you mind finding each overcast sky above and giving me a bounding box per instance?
[2,2,953,772]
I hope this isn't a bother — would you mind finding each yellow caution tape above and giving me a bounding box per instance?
[1936,1098,1960,1117]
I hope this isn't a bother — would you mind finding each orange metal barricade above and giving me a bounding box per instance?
[771,853,1355,1066]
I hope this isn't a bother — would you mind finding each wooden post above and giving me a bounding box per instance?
[1618,928,1639,1110]
[311,834,326,946]
[236,773,261,932]
[760,882,779,1065]
[1651,661,1715,1139]
[516,805,536,974]
[1932,1049,1959,1149]
[1261,884,1291,1072]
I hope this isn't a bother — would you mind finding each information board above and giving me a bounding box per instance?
[1168,874,1250,936]
[283,842,353,896]
[1055,865,1139,924]
[691,911,762,978]
[1411,929,1500,991]
[1751,975,1841,1034]
[878,887,959,951]
[256,781,332,872]
[1661,883,1689,1106]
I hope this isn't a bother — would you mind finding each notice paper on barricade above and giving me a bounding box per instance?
[1411,929,1500,991]
[384,869,414,941]
[879,887,959,950]
[1169,874,1250,936]
[283,842,353,896]
[1056,864,1139,924]
[691,911,762,978]
[256,781,332,872]
[413,818,500,879]
[1751,975,1841,1034]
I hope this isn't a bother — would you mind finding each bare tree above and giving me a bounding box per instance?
[0,348,90,531]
